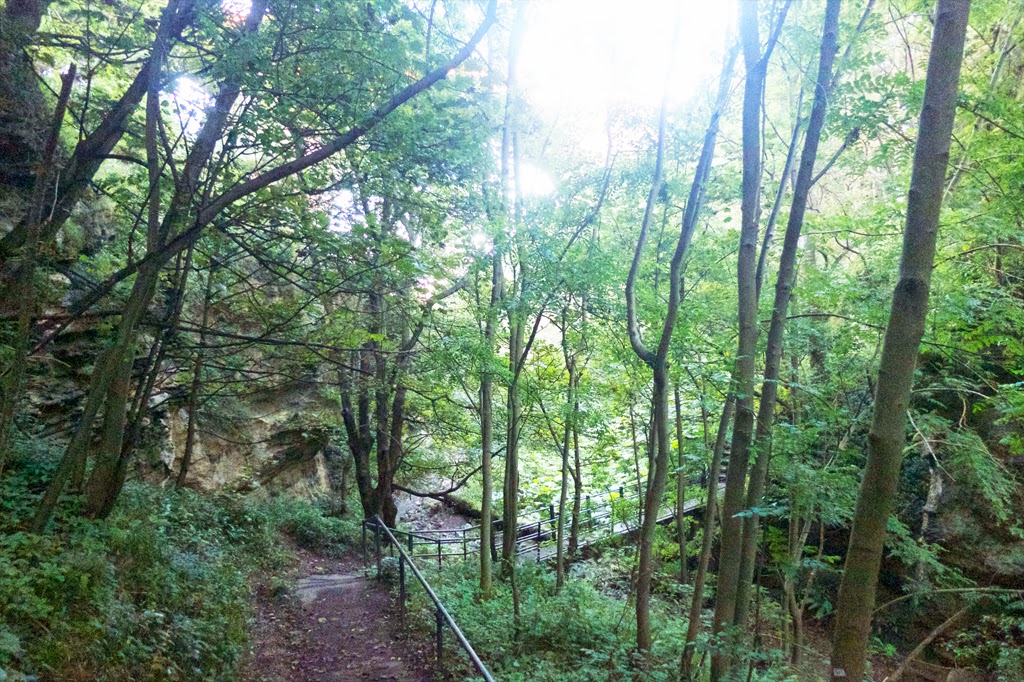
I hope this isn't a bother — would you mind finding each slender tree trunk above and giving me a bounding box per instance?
[830,2,970,679]
[479,246,502,598]
[569,405,582,556]
[341,354,376,520]
[32,259,162,531]
[625,66,670,655]
[636,368,671,651]
[502,315,524,568]
[93,245,195,517]
[682,395,735,681]
[32,1,270,530]
[915,456,943,584]
[712,3,767,676]
[754,88,803,304]
[0,66,74,470]
[338,450,351,513]
[499,3,525,575]
[80,264,164,514]
[734,0,843,629]
[627,39,737,654]
[675,383,689,585]
[555,319,576,591]
[178,262,215,488]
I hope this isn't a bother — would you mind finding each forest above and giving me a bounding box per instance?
[1,0,1023,680]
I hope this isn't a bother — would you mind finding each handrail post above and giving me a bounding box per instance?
[399,553,406,619]
[367,516,495,682]
[375,520,382,579]
[536,519,542,559]
[462,530,467,561]
[361,521,367,562]
[436,538,442,570]
[435,607,444,662]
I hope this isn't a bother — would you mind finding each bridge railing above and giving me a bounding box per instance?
[386,465,725,564]
[362,516,497,682]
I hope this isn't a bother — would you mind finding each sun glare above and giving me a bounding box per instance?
[518,0,734,151]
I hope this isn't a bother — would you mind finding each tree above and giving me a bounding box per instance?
[830,1,971,679]
[733,0,844,630]
[31,0,497,530]
[625,38,737,652]
[711,2,774,676]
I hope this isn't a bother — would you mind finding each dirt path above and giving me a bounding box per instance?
[243,549,434,682]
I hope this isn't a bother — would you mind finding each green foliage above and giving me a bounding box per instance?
[947,609,1024,681]
[0,452,354,681]
[270,498,359,555]
[408,560,694,682]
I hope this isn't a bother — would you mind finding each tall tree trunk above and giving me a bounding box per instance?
[569,401,582,557]
[555,315,576,591]
[32,258,163,531]
[681,394,734,681]
[636,367,671,651]
[830,2,970,679]
[627,38,737,653]
[712,3,768,676]
[734,0,843,629]
[625,85,668,652]
[92,245,195,518]
[341,360,376,520]
[501,314,524,568]
[32,1,269,531]
[179,262,215,485]
[498,2,525,575]
[675,383,689,585]
[479,244,502,598]
[178,262,216,488]
[79,263,165,515]
[0,65,74,469]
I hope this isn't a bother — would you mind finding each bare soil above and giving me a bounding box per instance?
[242,548,435,682]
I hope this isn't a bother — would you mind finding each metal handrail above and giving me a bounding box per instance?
[364,516,497,682]
[382,465,725,565]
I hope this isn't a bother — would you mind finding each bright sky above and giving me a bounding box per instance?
[177,0,734,204]
[506,0,736,195]
[517,0,735,138]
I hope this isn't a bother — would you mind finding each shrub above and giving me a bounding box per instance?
[268,497,359,554]
[0,450,352,681]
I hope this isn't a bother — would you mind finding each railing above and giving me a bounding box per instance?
[362,515,496,682]
[381,460,729,565]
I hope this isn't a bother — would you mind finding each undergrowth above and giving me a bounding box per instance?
[0,446,357,682]
[405,547,698,682]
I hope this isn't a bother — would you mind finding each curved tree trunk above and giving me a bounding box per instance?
[628,37,738,652]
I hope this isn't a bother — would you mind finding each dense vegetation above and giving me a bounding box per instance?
[0,439,358,680]
[2,0,1023,680]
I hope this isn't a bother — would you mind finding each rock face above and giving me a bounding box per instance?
[8,247,341,504]
[160,380,336,500]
